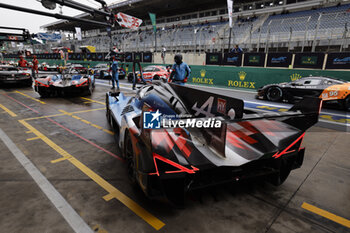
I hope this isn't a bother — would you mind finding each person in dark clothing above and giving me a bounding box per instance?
[110,56,119,90]
[170,54,191,86]
[231,45,243,54]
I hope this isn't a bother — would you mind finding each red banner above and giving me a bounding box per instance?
[115,12,143,30]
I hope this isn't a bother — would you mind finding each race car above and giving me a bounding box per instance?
[39,62,58,72]
[256,76,350,111]
[0,65,32,86]
[34,68,95,97]
[90,63,110,79]
[106,82,321,204]
[91,63,126,80]
[127,65,171,83]
[58,63,88,74]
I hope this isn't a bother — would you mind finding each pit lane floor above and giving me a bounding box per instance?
[0,80,349,233]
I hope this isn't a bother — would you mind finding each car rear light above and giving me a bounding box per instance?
[76,80,88,87]
[272,132,305,159]
[35,80,49,87]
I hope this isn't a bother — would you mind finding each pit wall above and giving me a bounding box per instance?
[9,58,350,90]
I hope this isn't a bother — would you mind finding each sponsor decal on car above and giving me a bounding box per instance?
[143,110,221,129]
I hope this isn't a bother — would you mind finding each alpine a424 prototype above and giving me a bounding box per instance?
[34,68,95,97]
[106,83,321,204]
[257,76,350,111]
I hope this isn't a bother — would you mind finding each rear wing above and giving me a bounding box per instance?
[241,96,322,131]
[169,83,244,119]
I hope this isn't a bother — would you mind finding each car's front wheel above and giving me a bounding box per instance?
[124,132,136,184]
[266,86,283,102]
[342,95,350,111]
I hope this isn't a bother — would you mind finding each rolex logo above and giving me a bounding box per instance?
[238,71,246,81]
[290,73,302,81]
[200,69,206,78]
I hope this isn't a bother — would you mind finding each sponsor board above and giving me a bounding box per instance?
[227,71,256,89]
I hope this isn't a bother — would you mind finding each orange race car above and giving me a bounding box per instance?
[256,76,350,111]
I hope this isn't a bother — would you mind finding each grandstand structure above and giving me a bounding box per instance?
[14,0,350,54]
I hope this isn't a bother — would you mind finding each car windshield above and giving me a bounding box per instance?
[143,66,154,72]
[0,66,18,71]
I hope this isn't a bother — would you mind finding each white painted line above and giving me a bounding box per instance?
[0,128,93,233]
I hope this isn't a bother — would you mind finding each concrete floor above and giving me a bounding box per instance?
[0,79,349,233]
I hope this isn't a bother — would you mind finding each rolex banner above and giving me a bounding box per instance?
[149,13,157,32]
[227,0,234,28]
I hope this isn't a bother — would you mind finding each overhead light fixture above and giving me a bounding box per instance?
[40,0,56,10]
[279,1,283,4]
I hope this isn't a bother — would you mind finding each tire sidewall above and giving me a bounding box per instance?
[266,86,283,102]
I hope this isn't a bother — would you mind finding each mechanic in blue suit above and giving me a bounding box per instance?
[111,56,119,90]
[170,54,191,85]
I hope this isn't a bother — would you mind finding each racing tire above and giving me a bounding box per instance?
[153,75,160,80]
[127,73,134,83]
[342,95,350,111]
[266,86,283,102]
[124,131,137,184]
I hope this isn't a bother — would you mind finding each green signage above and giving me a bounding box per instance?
[301,56,318,65]
[249,55,260,64]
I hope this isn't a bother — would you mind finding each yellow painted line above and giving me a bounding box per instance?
[302,202,350,228]
[26,136,40,141]
[91,124,103,130]
[0,104,17,117]
[26,131,32,134]
[103,129,114,135]
[81,97,106,106]
[15,91,46,104]
[18,119,165,230]
[22,108,105,121]
[59,110,114,135]
[81,119,91,124]
[51,157,71,164]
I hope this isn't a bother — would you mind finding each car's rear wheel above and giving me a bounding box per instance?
[127,73,134,83]
[270,158,292,186]
[124,132,136,184]
[266,86,283,102]
[153,75,160,80]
